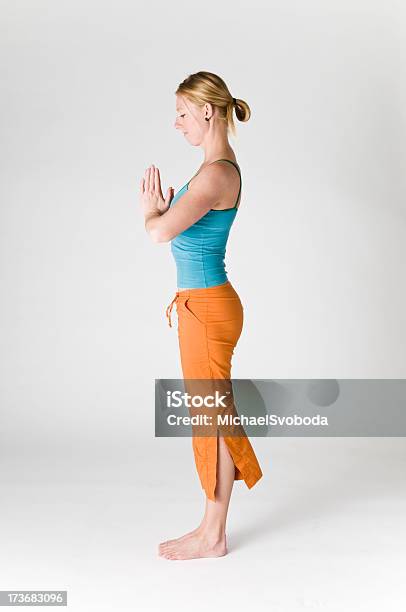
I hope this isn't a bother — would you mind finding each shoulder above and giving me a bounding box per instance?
[189,161,239,193]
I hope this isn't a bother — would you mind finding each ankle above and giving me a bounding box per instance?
[197,524,226,544]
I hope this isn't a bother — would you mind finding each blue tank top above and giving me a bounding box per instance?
[169,159,242,288]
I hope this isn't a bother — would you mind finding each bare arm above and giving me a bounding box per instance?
[140,164,230,243]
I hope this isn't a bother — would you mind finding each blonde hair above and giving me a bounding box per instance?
[175,71,251,137]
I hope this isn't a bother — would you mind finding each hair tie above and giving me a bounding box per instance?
[232,97,236,106]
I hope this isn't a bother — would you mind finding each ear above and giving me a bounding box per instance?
[204,102,213,120]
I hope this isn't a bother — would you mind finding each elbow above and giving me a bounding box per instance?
[149,227,171,243]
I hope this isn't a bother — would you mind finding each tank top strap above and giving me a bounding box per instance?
[207,159,242,209]
[187,158,242,209]
[216,159,241,209]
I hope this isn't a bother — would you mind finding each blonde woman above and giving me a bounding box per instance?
[140,71,263,560]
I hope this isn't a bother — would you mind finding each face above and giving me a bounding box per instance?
[174,94,207,146]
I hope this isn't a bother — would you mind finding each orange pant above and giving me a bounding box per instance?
[165,280,263,502]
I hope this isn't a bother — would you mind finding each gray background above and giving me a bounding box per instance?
[1,1,405,611]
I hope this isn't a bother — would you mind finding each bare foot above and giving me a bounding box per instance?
[159,532,227,560]
[158,524,203,553]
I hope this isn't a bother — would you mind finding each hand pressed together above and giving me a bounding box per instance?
[139,164,174,217]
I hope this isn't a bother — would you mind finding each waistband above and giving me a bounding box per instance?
[165,281,234,328]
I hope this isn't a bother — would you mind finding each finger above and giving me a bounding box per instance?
[139,177,145,195]
[145,167,150,191]
[147,166,152,191]
[165,187,174,207]
[149,164,155,192]
[147,166,154,192]
[155,167,161,194]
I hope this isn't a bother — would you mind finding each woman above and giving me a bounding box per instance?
[140,71,263,560]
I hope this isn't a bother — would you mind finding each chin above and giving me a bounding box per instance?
[187,136,201,147]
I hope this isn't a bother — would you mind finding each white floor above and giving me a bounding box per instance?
[0,437,405,611]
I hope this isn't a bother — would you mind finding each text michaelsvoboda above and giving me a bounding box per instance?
[167,414,329,426]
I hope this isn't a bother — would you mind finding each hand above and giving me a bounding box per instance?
[139,164,174,216]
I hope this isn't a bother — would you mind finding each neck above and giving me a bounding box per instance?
[201,127,234,164]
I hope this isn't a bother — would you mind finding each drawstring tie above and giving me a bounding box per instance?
[165,291,180,328]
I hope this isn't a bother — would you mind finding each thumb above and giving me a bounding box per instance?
[165,187,174,203]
